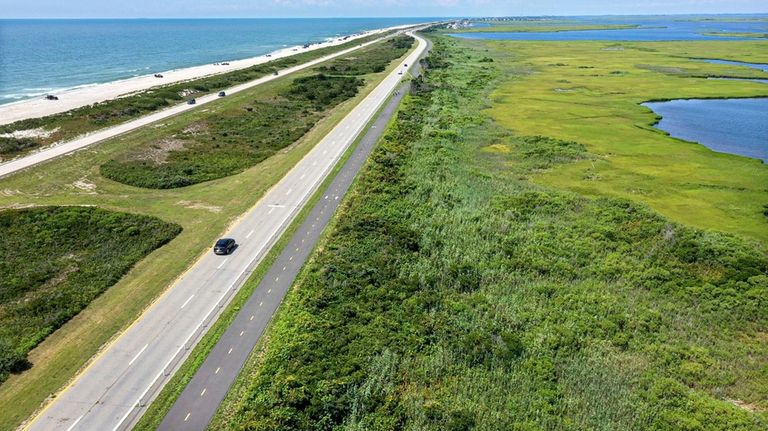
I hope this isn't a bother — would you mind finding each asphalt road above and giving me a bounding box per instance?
[22,31,428,431]
[157,37,430,431]
[0,29,412,180]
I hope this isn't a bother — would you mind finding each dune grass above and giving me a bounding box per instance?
[476,38,768,245]
[207,34,768,430]
[0,36,416,431]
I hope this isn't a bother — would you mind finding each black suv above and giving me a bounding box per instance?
[213,238,236,255]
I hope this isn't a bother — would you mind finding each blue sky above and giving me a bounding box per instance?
[1,0,766,18]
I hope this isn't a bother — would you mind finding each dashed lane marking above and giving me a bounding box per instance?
[129,344,149,366]
[180,294,195,309]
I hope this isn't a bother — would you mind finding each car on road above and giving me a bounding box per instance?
[187,98,196,105]
[218,91,226,97]
[213,238,237,255]
[273,71,279,76]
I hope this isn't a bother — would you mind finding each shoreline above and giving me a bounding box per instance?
[0,22,421,126]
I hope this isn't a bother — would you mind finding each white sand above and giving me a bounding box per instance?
[0,23,421,126]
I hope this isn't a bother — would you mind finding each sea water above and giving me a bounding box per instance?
[0,18,433,105]
[644,98,768,162]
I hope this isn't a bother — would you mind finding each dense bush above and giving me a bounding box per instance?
[0,206,181,383]
[213,36,768,430]
[101,73,365,189]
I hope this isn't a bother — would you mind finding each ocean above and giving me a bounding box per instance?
[0,18,434,105]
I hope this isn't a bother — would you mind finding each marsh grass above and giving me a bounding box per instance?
[210,35,768,430]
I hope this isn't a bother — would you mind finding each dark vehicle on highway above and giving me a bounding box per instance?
[44,94,58,100]
[187,98,196,105]
[218,91,226,97]
[213,238,236,255]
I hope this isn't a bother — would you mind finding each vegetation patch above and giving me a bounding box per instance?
[0,206,180,383]
[0,32,393,161]
[211,35,768,431]
[315,35,414,75]
[100,74,364,189]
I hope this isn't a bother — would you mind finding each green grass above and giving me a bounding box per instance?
[209,34,768,430]
[0,31,393,161]
[0,36,416,431]
[475,38,768,245]
[316,35,415,75]
[0,206,180,383]
[100,73,365,188]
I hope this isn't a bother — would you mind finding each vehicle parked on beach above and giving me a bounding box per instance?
[154,73,163,78]
[213,238,237,255]
[44,94,58,100]
[187,98,196,105]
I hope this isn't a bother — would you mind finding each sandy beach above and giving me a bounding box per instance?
[0,23,420,126]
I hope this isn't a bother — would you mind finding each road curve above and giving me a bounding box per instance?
[22,31,428,431]
[0,28,413,180]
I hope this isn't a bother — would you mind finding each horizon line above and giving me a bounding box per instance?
[2,12,767,20]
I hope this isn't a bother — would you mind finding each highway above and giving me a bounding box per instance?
[22,31,428,431]
[157,39,429,431]
[0,28,413,180]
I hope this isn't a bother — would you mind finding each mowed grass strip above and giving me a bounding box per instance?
[0,31,393,161]
[0,35,416,431]
[472,38,768,244]
[209,35,768,430]
[0,206,181,384]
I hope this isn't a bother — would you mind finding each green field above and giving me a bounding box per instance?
[0,206,180,383]
[0,35,415,431]
[0,31,392,161]
[209,33,768,430]
[478,39,768,244]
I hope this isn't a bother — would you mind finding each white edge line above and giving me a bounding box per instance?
[64,415,83,431]
[103,31,431,431]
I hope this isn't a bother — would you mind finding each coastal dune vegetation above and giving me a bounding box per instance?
[0,206,180,383]
[210,33,768,430]
[0,31,395,162]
